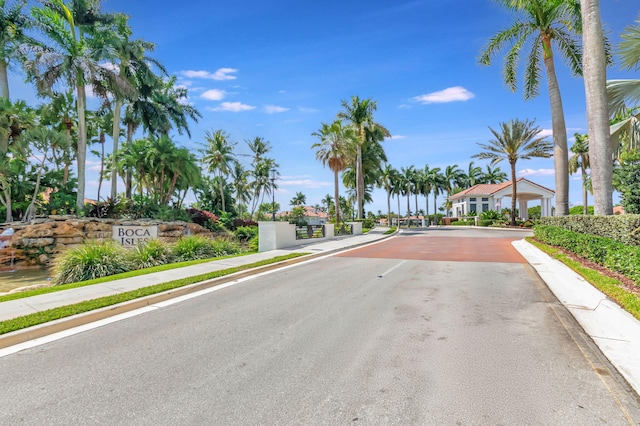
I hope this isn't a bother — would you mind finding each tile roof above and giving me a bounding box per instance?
[449,178,555,199]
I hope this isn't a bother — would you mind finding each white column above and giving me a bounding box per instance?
[519,200,528,220]
[541,197,552,217]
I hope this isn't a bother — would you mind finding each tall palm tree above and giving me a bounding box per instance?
[377,163,398,227]
[337,95,390,219]
[473,119,553,226]
[569,133,591,215]
[312,120,355,225]
[230,161,250,218]
[443,164,465,217]
[399,166,415,220]
[201,129,237,213]
[107,13,163,200]
[0,0,36,102]
[479,0,583,216]
[426,168,445,224]
[26,0,128,213]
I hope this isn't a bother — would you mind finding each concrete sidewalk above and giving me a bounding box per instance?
[513,239,640,396]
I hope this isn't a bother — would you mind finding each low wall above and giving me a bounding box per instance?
[0,216,212,268]
[258,222,336,252]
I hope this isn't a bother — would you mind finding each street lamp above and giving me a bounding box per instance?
[270,168,277,221]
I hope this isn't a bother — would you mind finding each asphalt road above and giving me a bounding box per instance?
[1,228,639,425]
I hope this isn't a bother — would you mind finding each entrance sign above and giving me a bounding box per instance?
[112,225,158,247]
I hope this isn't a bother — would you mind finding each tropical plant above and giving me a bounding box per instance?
[480,164,508,184]
[377,163,398,227]
[201,129,237,213]
[52,239,130,285]
[568,133,591,215]
[479,0,583,216]
[462,161,483,188]
[290,191,306,207]
[613,150,640,214]
[127,238,172,269]
[337,96,390,218]
[171,235,218,262]
[473,118,553,226]
[443,164,465,217]
[312,119,355,224]
[424,166,444,224]
[25,0,130,212]
[0,0,36,101]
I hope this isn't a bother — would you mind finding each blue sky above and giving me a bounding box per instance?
[9,0,640,214]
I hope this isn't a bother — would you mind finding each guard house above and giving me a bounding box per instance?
[449,178,555,220]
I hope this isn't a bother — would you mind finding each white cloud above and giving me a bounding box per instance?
[265,104,289,114]
[413,86,475,104]
[180,68,238,80]
[519,168,555,177]
[279,179,331,189]
[389,135,406,140]
[538,129,553,138]
[201,89,226,101]
[209,102,255,112]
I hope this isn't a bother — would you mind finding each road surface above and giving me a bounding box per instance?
[0,228,638,424]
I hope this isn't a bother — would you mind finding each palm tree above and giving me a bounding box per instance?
[0,0,36,102]
[463,161,483,188]
[377,163,398,227]
[479,0,583,216]
[321,194,334,219]
[426,168,445,224]
[338,95,390,219]
[399,166,415,221]
[480,165,508,184]
[473,119,553,226]
[312,120,355,225]
[230,161,250,218]
[290,192,306,207]
[604,12,640,214]
[26,0,128,213]
[201,129,237,213]
[569,133,591,215]
[443,164,465,217]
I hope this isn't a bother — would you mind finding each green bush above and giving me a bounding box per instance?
[539,215,640,247]
[534,225,640,284]
[248,236,259,251]
[171,235,218,262]
[451,220,474,226]
[478,219,495,227]
[480,210,506,221]
[127,239,172,269]
[234,226,258,242]
[209,238,242,257]
[52,240,131,285]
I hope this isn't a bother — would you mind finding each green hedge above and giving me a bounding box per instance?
[538,215,640,247]
[533,225,640,285]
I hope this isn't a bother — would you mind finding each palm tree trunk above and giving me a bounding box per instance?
[386,191,391,228]
[510,162,517,226]
[356,142,363,219]
[334,170,341,225]
[75,85,87,213]
[582,168,588,215]
[111,98,122,200]
[433,192,437,225]
[542,38,569,216]
[1,187,12,222]
[0,59,9,102]
[126,122,134,199]
[424,187,430,224]
[581,0,613,215]
[397,194,401,227]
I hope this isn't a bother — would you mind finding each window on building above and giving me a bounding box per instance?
[470,204,476,213]
[482,197,488,202]
[470,197,477,202]
[482,203,489,212]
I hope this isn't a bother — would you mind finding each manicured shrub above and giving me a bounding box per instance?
[478,219,494,227]
[534,225,640,284]
[539,215,640,247]
[127,239,172,269]
[52,240,131,285]
[232,219,258,230]
[451,220,474,226]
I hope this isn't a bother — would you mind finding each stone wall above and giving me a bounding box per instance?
[0,216,213,268]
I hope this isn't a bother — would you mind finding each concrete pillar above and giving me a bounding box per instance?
[519,200,529,220]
